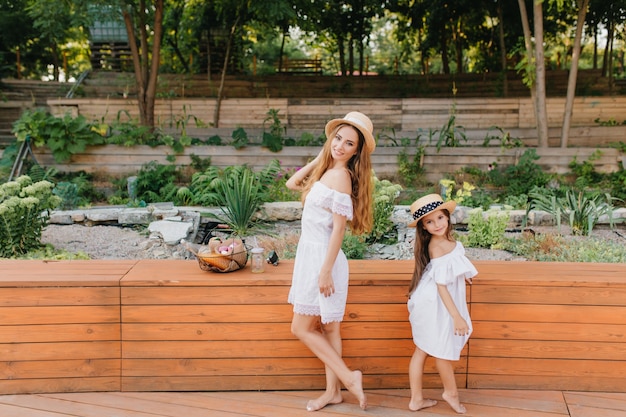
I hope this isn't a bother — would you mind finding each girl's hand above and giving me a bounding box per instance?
[318,270,335,297]
[453,316,469,336]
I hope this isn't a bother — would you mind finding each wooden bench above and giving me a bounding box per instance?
[276,58,322,74]
[1,258,625,395]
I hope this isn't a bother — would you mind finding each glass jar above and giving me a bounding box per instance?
[250,247,265,273]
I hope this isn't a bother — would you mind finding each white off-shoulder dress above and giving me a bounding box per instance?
[288,181,353,324]
[407,241,478,360]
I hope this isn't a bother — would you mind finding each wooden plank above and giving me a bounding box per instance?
[0,324,120,343]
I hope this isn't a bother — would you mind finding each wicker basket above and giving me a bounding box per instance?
[183,238,249,273]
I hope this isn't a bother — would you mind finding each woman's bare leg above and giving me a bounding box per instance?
[306,321,343,411]
[291,313,367,410]
[408,347,438,411]
[435,358,466,414]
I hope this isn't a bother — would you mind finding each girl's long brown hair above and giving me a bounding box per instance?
[301,123,373,235]
[407,209,454,295]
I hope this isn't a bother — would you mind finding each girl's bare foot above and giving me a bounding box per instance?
[442,391,466,414]
[306,391,343,412]
[409,398,437,411]
[346,370,367,410]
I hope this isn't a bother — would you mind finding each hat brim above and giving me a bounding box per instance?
[408,200,457,227]
[325,118,376,154]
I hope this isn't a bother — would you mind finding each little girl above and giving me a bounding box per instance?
[406,194,477,414]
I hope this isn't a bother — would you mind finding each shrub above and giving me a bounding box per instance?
[461,208,509,249]
[368,177,403,244]
[0,175,62,257]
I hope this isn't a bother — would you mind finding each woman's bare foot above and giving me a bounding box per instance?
[306,391,343,412]
[442,391,466,414]
[409,398,437,411]
[345,370,367,410]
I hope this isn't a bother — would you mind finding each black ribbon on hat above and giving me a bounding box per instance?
[413,201,443,220]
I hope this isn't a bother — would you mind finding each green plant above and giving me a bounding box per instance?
[53,182,80,210]
[0,175,62,257]
[495,149,549,197]
[367,177,403,244]
[503,232,626,263]
[231,128,248,149]
[12,108,106,162]
[341,232,367,259]
[461,208,509,249]
[529,188,616,236]
[171,105,208,145]
[562,190,616,236]
[482,126,524,149]
[261,108,286,152]
[106,110,162,147]
[439,179,476,205]
[568,150,605,188]
[134,161,179,203]
[208,166,265,236]
[594,117,626,126]
[397,145,425,186]
[430,100,467,151]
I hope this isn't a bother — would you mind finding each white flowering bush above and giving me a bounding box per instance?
[0,175,61,257]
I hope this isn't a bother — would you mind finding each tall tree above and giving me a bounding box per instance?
[517,0,548,148]
[560,0,589,148]
[122,0,164,128]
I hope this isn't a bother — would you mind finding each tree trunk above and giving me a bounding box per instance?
[517,0,538,142]
[214,16,239,128]
[533,0,549,148]
[122,0,163,129]
[441,32,450,74]
[560,0,589,148]
[498,0,508,97]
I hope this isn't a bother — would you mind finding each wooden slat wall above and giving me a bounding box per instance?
[48,96,626,133]
[30,145,622,183]
[0,260,137,395]
[0,259,625,395]
[468,261,626,393]
[119,259,463,392]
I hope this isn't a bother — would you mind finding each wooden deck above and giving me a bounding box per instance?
[1,389,625,416]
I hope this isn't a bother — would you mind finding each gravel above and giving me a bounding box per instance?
[41,223,626,261]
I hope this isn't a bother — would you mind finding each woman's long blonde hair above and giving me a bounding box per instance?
[407,209,454,295]
[301,123,373,235]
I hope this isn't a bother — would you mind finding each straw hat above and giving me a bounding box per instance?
[324,111,376,154]
[408,194,457,227]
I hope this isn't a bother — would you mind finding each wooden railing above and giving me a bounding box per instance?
[276,58,323,74]
[1,258,625,395]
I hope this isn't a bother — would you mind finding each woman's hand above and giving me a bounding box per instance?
[318,270,335,297]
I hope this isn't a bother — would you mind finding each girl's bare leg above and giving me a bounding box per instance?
[306,322,343,411]
[435,358,466,414]
[291,314,367,410]
[408,347,438,411]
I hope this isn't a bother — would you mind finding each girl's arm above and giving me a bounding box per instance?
[318,212,348,297]
[286,151,322,191]
[437,284,470,336]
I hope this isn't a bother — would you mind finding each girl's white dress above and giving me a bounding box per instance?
[408,241,478,360]
[288,182,353,324]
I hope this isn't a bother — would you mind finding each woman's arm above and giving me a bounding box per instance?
[437,284,470,336]
[318,212,348,297]
[286,151,322,191]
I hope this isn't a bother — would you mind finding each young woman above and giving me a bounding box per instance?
[406,194,478,414]
[286,111,375,411]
